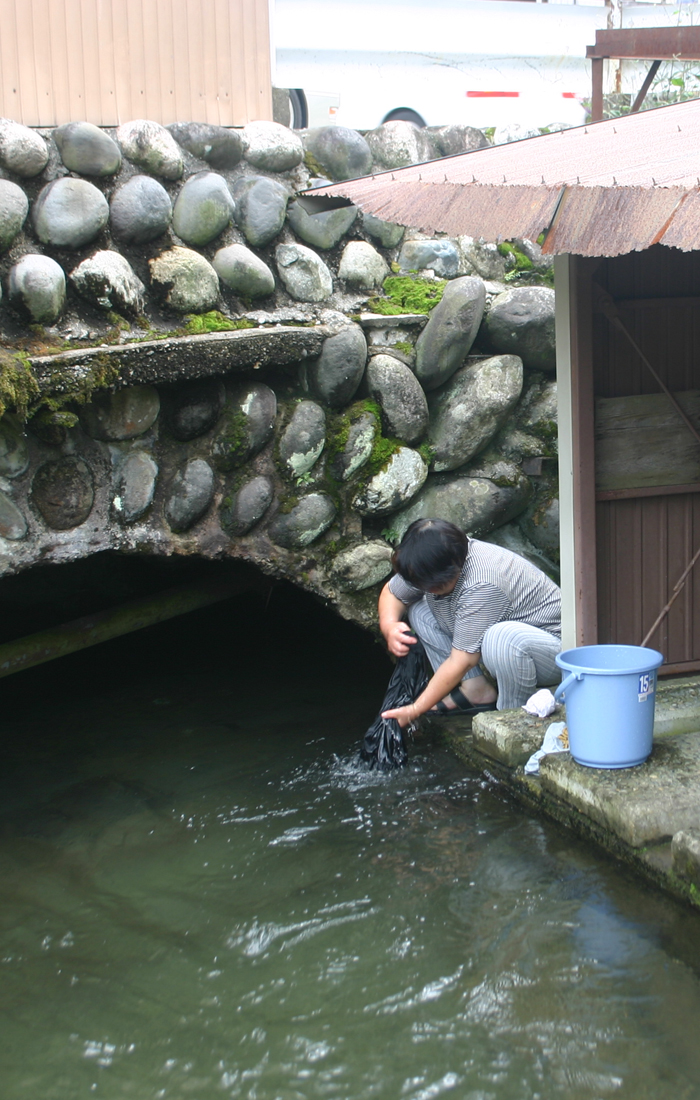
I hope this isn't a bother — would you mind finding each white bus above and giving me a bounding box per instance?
[273,0,700,133]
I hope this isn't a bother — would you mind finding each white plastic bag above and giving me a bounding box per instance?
[524,721,569,775]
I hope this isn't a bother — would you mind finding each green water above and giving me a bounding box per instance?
[2,584,700,1100]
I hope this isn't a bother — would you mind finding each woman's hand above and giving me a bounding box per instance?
[384,621,417,658]
[382,702,418,728]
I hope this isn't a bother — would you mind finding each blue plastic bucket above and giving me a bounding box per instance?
[554,644,664,768]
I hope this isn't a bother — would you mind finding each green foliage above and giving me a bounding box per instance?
[380,525,402,545]
[392,340,414,356]
[184,311,255,335]
[416,441,435,467]
[367,274,447,316]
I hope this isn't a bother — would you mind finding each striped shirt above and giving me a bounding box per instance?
[388,537,561,653]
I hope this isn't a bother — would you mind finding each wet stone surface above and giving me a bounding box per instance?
[165,458,215,532]
[31,456,95,530]
[32,178,109,249]
[366,353,428,444]
[0,422,30,478]
[275,242,333,302]
[232,176,289,248]
[212,383,277,471]
[54,121,122,177]
[0,179,29,251]
[415,276,486,391]
[352,446,428,516]
[164,378,226,442]
[113,451,158,525]
[80,386,160,442]
[116,120,184,180]
[109,175,173,245]
[171,171,235,247]
[148,247,220,313]
[7,254,66,324]
[306,324,366,406]
[168,122,244,170]
[70,251,145,315]
[0,490,27,540]
[220,474,274,537]
[268,492,336,548]
[279,400,326,478]
[212,244,275,299]
[286,201,358,251]
[0,118,49,177]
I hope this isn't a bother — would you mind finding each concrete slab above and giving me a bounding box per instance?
[671,829,700,890]
[654,677,700,737]
[539,733,700,848]
[471,707,547,767]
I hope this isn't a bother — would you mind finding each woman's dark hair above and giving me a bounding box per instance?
[392,518,468,589]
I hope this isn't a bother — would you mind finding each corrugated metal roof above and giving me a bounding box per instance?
[303,99,700,256]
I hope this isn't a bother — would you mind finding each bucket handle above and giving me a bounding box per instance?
[554,670,583,702]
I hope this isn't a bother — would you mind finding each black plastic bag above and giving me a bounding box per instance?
[361,637,430,769]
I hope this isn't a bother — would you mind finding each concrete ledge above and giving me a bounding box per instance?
[539,735,700,847]
[29,326,331,393]
[426,679,700,911]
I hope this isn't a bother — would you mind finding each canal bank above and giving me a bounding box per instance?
[429,677,700,911]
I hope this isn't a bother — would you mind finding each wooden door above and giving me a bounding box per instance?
[590,246,700,673]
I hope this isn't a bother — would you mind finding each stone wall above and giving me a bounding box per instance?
[0,116,558,630]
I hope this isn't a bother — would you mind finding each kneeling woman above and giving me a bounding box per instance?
[379,518,561,727]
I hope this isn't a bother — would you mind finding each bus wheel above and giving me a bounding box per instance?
[289,89,308,130]
[382,108,426,128]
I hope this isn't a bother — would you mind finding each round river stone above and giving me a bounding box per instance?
[0,491,27,540]
[165,378,226,441]
[116,119,184,180]
[268,492,336,549]
[110,175,172,245]
[0,179,29,252]
[53,122,122,177]
[165,459,215,532]
[32,178,109,249]
[80,386,160,442]
[31,457,95,530]
[220,474,274,537]
[172,171,234,247]
[113,451,158,525]
[148,247,220,313]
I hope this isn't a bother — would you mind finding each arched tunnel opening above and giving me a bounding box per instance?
[0,553,392,756]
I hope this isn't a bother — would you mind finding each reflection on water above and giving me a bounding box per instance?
[1,586,700,1100]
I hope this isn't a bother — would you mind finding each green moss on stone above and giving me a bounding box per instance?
[303,150,324,177]
[367,275,446,316]
[185,311,255,335]
[213,406,250,471]
[0,350,40,420]
[366,432,402,478]
[392,340,414,356]
[417,441,435,467]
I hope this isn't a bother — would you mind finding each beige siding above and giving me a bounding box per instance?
[0,0,272,126]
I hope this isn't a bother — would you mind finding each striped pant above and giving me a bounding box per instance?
[408,598,561,710]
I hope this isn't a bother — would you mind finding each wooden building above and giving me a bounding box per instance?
[0,0,272,127]
[306,100,700,672]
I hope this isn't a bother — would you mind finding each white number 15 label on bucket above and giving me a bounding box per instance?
[638,673,654,701]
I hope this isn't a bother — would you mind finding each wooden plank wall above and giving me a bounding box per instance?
[0,0,272,127]
[593,246,700,670]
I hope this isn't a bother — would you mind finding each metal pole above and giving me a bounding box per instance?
[0,576,258,679]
